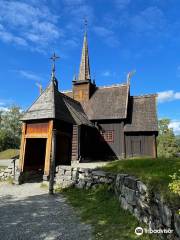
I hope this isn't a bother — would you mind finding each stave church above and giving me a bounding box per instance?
[18,29,158,179]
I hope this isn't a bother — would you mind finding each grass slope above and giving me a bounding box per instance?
[0,149,19,160]
[101,157,180,207]
[63,186,157,240]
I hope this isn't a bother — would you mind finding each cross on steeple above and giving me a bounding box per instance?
[84,17,88,34]
[50,53,59,79]
[50,52,59,88]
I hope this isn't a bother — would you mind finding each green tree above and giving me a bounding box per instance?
[0,106,22,151]
[176,136,180,152]
[157,119,178,157]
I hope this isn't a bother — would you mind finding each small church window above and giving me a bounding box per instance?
[101,130,114,143]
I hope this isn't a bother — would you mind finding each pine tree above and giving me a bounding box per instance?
[157,119,178,157]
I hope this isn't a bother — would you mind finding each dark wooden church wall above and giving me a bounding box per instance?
[79,125,98,160]
[97,122,124,159]
[71,125,79,162]
[79,121,124,161]
[125,133,156,158]
[54,120,73,166]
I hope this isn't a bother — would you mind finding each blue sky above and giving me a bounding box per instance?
[0,0,180,134]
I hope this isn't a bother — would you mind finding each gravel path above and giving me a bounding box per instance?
[0,182,92,240]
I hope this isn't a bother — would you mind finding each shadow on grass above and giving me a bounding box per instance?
[63,185,157,240]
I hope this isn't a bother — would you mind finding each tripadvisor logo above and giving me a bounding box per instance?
[135,226,174,236]
[135,227,143,236]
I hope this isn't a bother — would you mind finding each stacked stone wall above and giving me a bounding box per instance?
[55,165,180,239]
[0,165,17,181]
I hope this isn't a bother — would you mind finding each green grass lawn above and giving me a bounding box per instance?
[63,186,157,240]
[0,149,19,160]
[101,157,180,207]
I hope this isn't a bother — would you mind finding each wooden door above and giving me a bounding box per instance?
[131,139,141,157]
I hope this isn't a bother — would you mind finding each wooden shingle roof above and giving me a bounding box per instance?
[82,84,129,120]
[124,95,158,132]
[22,81,93,127]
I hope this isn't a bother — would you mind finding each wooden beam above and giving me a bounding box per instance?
[153,134,157,158]
[71,125,79,162]
[25,134,48,138]
[44,120,53,176]
[49,129,56,194]
[19,123,26,171]
[121,122,126,159]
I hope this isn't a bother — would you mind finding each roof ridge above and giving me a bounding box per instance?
[61,90,72,93]
[59,91,81,105]
[132,94,157,99]
[98,83,128,89]
[64,99,93,127]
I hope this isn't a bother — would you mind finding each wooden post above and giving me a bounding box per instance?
[71,125,79,162]
[121,122,126,159]
[49,129,56,195]
[153,134,157,158]
[44,120,53,176]
[19,123,26,171]
[78,125,81,161]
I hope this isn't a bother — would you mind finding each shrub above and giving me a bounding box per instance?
[169,170,180,196]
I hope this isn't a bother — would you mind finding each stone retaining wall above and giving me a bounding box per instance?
[55,165,180,240]
[0,165,17,181]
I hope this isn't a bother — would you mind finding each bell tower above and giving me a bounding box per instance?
[73,21,96,102]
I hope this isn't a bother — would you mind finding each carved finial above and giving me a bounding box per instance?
[50,52,59,81]
[36,82,43,95]
[127,70,136,85]
[73,74,77,82]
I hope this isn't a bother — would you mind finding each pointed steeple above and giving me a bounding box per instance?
[72,20,96,102]
[78,23,91,82]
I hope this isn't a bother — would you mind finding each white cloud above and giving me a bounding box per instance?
[0,29,27,46]
[0,107,9,112]
[0,0,61,51]
[101,70,117,78]
[115,0,131,10]
[102,71,111,77]
[169,120,180,135]
[63,0,85,6]
[0,102,5,106]
[93,26,120,47]
[131,6,166,36]
[94,27,113,37]
[0,98,14,111]
[63,2,94,36]
[158,90,180,103]
[17,70,42,81]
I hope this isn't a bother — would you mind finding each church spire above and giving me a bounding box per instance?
[78,19,91,82]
